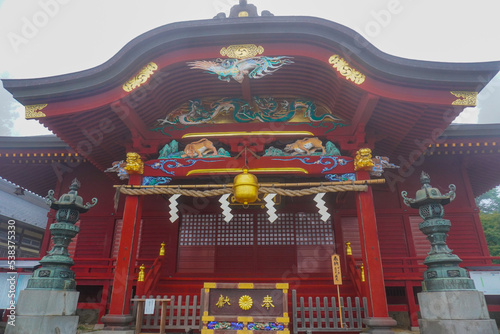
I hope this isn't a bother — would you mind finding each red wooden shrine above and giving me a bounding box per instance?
[1,1,500,331]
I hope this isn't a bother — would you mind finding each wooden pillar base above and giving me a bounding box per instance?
[363,317,397,333]
[101,314,134,331]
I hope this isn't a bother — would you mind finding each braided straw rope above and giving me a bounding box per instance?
[259,185,367,196]
[117,184,367,197]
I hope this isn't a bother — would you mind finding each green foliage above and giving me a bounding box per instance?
[476,187,500,214]
[477,187,500,259]
[479,212,500,257]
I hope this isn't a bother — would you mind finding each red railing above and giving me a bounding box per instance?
[72,257,116,279]
[346,255,366,298]
[136,243,166,296]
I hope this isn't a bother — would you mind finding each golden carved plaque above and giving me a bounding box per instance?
[220,44,264,59]
[122,62,158,92]
[25,104,48,119]
[450,91,478,106]
[328,55,366,85]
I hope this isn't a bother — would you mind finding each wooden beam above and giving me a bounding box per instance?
[111,101,149,139]
[350,93,379,135]
[111,101,161,154]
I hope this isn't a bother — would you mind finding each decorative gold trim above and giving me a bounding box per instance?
[204,282,216,289]
[25,104,48,119]
[276,317,290,324]
[238,283,254,289]
[186,168,309,176]
[275,283,289,290]
[328,55,366,85]
[202,315,215,322]
[159,242,165,256]
[182,131,314,138]
[451,91,478,106]
[237,316,254,322]
[201,329,214,334]
[220,44,264,59]
[122,62,158,92]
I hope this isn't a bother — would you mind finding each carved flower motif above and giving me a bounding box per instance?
[239,295,253,310]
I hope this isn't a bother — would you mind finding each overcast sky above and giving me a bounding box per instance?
[1,0,499,136]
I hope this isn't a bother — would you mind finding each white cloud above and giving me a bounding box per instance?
[452,107,479,124]
[1,0,500,79]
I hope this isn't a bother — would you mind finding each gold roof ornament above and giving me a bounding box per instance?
[25,104,48,119]
[159,242,165,256]
[220,44,264,59]
[328,55,366,85]
[122,62,158,92]
[450,91,478,106]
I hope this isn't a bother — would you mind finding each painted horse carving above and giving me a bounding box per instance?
[181,138,218,158]
[285,137,326,155]
[187,56,293,83]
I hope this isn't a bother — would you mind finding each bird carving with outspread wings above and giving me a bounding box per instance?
[187,56,293,83]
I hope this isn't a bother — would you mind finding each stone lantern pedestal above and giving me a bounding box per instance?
[6,179,97,334]
[402,172,498,334]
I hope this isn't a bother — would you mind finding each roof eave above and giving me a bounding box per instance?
[3,16,500,104]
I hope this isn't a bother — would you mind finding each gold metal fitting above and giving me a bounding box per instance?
[346,242,352,256]
[138,264,145,282]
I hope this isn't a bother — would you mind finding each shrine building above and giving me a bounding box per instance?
[1,1,500,332]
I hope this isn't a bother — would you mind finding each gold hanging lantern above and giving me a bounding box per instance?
[233,168,259,205]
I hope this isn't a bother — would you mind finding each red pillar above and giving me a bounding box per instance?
[101,173,143,328]
[355,171,396,330]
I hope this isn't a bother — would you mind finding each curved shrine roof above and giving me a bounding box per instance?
[2,7,500,192]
